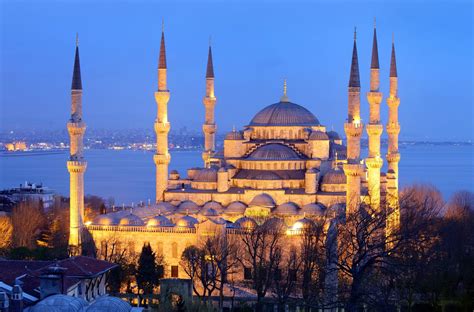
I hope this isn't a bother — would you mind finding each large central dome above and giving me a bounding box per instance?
[249,101,320,126]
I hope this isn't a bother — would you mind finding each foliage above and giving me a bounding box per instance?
[137,243,160,297]
[11,199,46,248]
[0,213,13,249]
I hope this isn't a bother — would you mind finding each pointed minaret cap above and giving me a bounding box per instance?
[348,27,360,88]
[280,79,289,102]
[390,35,398,77]
[158,21,167,69]
[371,20,380,69]
[206,41,214,78]
[71,33,82,90]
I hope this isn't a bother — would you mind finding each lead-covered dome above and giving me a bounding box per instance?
[119,214,144,226]
[247,143,302,160]
[30,294,88,312]
[86,296,132,312]
[249,193,276,208]
[147,215,173,227]
[249,102,320,127]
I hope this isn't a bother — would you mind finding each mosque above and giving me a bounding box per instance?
[66,25,401,280]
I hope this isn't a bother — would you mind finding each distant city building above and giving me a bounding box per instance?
[67,24,401,296]
[0,182,55,210]
[4,142,27,152]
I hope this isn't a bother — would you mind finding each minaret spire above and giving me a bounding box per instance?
[348,27,360,88]
[202,39,217,167]
[390,39,398,78]
[67,35,87,255]
[154,24,171,202]
[370,23,380,69]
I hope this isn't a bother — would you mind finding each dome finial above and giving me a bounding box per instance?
[280,79,289,102]
[76,33,79,47]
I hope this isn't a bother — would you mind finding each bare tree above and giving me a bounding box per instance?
[0,213,13,249]
[271,246,301,312]
[180,245,215,300]
[11,200,46,248]
[238,220,285,312]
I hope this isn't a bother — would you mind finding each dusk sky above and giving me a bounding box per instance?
[0,0,472,141]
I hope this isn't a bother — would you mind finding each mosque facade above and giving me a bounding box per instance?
[67,26,401,280]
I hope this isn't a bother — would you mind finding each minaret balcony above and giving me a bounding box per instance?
[366,124,383,136]
[386,96,400,108]
[343,163,364,177]
[365,156,383,169]
[386,152,400,163]
[386,123,400,135]
[67,160,87,173]
[154,122,170,134]
[154,153,171,165]
[202,124,216,134]
[366,92,383,105]
[67,122,86,135]
[344,122,364,137]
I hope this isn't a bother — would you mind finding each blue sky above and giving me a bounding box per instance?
[0,0,472,141]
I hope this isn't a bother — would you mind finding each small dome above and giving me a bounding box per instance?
[301,203,326,217]
[235,216,257,229]
[200,207,219,217]
[327,131,341,140]
[86,296,131,312]
[93,214,118,226]
[30,294,88,312]
[309,131,329,140]
[225,201,247,214]
[119,214,144,226]
[147,215,173,227]
[202,201,224,213]
[155,202,176,213]
[292,218,316,230]
[262,217,286,230]
[322,168,346,184]
[176,215,198,228]
[225,130,244,140]
[247,143,302,160]
[249,102,320,126]
[218,167,227,173]
[177,200,200,214]
[194,168,218,182]
[249,193,276,208]
[273,202,299,216]
[170,169,179,174]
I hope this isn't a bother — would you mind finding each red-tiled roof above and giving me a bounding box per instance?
[0,256,117,299]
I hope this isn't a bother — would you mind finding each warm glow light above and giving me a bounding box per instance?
[353,118,361,127]
[85,221,92,226]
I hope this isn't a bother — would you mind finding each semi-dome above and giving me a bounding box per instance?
[177,200,200,214]
[86,296,132,312]
[249,193,276,208]
[273,202,299,216]
[327,130,341,140]
[93,214,118,226]
[249,102,320,126]
[235,216,257,229]
[202,201,224,213]
[194,168,218,182]
[301,203,326,217]
[30,294,88,312]
[321,168,347,184]
[176,215,198,228]
[225,130,244,140]
[253,172,282,180]
[119,214,144,226]
[225,201,247,214]
[147,215,173,227]
[247,143,302,160]
[309,131,329,140]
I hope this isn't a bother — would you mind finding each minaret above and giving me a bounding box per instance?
[202,41,217,167]
[154,24,171,202]
[365,22,384,210]
[67,34,87,255]
[343,28,364,216]
[386,37,401,210]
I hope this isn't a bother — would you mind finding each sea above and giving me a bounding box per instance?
[0,145,473,205]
